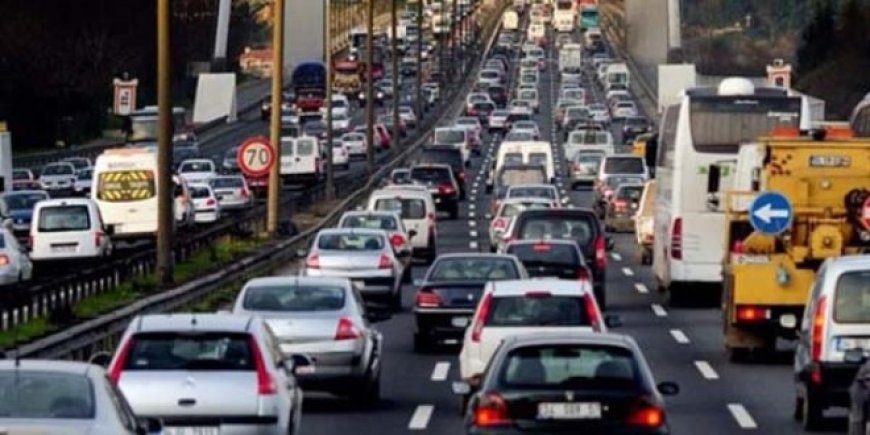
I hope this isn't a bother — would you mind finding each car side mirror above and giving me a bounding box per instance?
[844,348,867,364]
[606,236,615,251]
[88,351,112,368]
[604,314,622,328]
[137,417,163,435]
[408,229,418,239]
[657,381,680,396]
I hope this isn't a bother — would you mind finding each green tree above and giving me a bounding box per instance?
[835,0,869,56]
[795,0,836,76]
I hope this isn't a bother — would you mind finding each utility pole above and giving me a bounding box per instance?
[390,0,400,151]
[325,0,335,199]
[451,0,458,78]
[415,0,423,120]
[364,0,375,174]
[156,0,174,287]
[267,0,286,234]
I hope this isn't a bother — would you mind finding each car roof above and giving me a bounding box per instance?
[342,210,400,219]
[824,255,870,273]
[0,359,103,376]
[487,278,592,296]
[373,186,431,195]
[501,332,639,350]
[317,227,387,236]
[35,198,95,207]
[508,184,556,190]
[243,276,351,289]
[434,253,519,261]
[132,313,258,334]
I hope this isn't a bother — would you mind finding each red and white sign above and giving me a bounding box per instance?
[861,196,870,231]
[237,136,275,178]
[113,78,139,115]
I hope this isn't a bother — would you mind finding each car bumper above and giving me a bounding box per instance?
[155,416,284,435]
[195,209,220,223]
[279,341,369,388]
[305,269,397,296]
[218,198,253,210]
[468,426,670,435]
[414,308,474,342]
[801,361,863,408]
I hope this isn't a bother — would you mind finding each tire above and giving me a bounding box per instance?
[426,242,437,265]
[802,389,825,431]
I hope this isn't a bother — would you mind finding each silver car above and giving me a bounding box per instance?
[232,276,390,403]
[0,359,160,435]
[109,313,307,435]
[210,175,254,210]
[302,228,408,309]
[488,109,510,132]
[39,162,77,192]
[337,210,416,257]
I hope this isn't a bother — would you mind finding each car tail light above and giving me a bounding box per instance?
[458,170,466,180]
[415,288,443,308]
[583,294,602,331]
[492,218,507,230]
[427,212,436,224]
[594,235,607,271]
[94,231,104,248]
[473,392,511,427]
[206,198,216,206]
[335,317,362,340]
[249,336,277,395]
[671,217,683,260]
[0,254,9,266]
[471,293,493,342]
[305,253,320,269]
[577,267,591,281]
[613,199,628,212]
[378,253,393,269]
[107,337,134,384]
[389,233,407,248]
[735,305,768,323]
[627,403,665,428]
[438,183,455,195]
[532,242,551,252]
[731,240,745,254]
[811,296,827,362]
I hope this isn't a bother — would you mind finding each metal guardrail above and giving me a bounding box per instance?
[14,0,511,361]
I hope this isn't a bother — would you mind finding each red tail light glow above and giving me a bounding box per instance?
[811,296,827,363]
[492,218,507,230]
[389,233,407,247]
[577,267,591,281]
[249,336,277,395]
[613,199,628,212]
[473,393,511,427]
[583,294,602,331]
[595,235,607,271]
[378,254,393,269]
[415,288,443,308]
[94,231,104,248]
[206,198,216,207]
[671,217,683,260]
[335,317,362,340]
[471,293,493,342]
[438,183,456,195]
[240,187,250,198]
[107,337,134,384]
[305,253,320,269]
[735,305,768,323]
[532,243,551,252]
[627,404,665,428]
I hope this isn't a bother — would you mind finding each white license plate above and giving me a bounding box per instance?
[451,316,470,327]
[838,338,870,351]
[51,246,76,253]
[538,402,602,420]
[164,428,219,435]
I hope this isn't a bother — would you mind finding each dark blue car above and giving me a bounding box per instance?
[0,190,50,236]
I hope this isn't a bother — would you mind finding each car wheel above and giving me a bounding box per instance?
[802,390,824,430]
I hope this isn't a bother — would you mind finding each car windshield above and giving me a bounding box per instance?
[180,161,213,173]
[374,197,426,219]
[243,284,346,312]
[63,159,89,170]
[833,270,870,323]
[434,129,465,143]
[4,192,47,210]
[566,108,589,119]
[341,214,399,230]
[317,232,385,250]
[508,242,581,266]
[429,258,520,281]
[343,133,365,142]
[211,177,244,189]
[606,176,646,188]
[604,157,645,174]
[498,345,640,390]
[0,371,95,419]
[123,332,256,371]
[42,164,73,176]
[519,216,595,247]
[456,118,478,127]
[508,186,556,200]
[487,295,591,327]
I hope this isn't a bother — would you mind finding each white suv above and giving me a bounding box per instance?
[458,279,618,383]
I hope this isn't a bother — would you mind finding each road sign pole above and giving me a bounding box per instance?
[156,0,174,288]
[415,0,423,120]
[325,0,335,200]
[268,0,286,235]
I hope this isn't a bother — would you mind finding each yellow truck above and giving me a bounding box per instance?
[332,58,362,96]
[714,126,870,361]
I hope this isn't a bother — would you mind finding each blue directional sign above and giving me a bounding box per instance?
[749,191,793,235]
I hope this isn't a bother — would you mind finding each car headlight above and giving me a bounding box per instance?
[377,92,384,98]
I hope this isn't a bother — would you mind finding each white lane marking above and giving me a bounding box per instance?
[468,220,476,227]
[610,252,622,261]
[408,405,435,430]
[472,189,478,195]
[470,241,478,249]
[651,304,668,317]
[470,230,478,238]
[431,362,450,381]
[670,329,690,344]
[469,204,476,210]
[621,267,634,277]
[727,404,758,429]
[694,361,719,380]
[634,283,649,294]
[469,211,476,218]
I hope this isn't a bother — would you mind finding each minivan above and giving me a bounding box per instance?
[280,136,322,184]
[29,198,112,261]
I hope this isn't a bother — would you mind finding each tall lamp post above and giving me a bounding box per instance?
[364,0,375,174]
[156,0,173,286]
[415,0,423,119]
[325,0,335,199]
[390,0,400,152]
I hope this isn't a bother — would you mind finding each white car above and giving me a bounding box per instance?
[341,132,368,157]
[453,116,482,137]
[73,168,93,196]
[487,197,554,251]
[606,88,631,103]
[458,279,612,381]
[331,140,350,170]
[210,175,254,210]
[337,210,415,256]
[611,101,639,120]
[177,158,217,185]
[509,120,540,140]
[325,94,351,117]
[588,103,612,125]
[331,112,351,133]
[367,187,438,263]
[29,198,113,262]
[516,89,539,113]
[188,183,222,223]
[39,162,77,192]
[0,227,32,285]
[398,106,418,128]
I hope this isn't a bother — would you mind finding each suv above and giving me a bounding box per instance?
[501,208,613,309]
[410,164,460,219]
[418,146,467,199]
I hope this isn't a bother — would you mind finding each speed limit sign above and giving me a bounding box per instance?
[237,136,275,177]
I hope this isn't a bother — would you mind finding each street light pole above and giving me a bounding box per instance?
[390,0,399,152]
[415,0,423,119]
[156,0,173,287]
[364,0,375,174]
[325,0,335,199]
[267,0,286,235]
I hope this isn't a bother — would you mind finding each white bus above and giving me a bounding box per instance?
[553,0,576,32]
[652,78,805,301]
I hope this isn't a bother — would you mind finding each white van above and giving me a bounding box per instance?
[29,198,113,261]
[367,187,437,263]
[495,141,555,181]
[280,136,322,184]
[527,23,546,45]
[564,129,615,159]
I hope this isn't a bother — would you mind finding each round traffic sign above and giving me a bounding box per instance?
[748,191,794,236]
[861,196,870,231]
[237,136,275,177]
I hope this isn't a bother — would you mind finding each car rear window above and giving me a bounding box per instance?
[508,186,556,200]
[211,177,244,189]
[243,284,346,311]
[529,153,549,167]
[0,371,95,419]
[518,216,596,247]
[499,168,546,186]
[180,161,213,173]
[507,242,581,266]
[434,129,465,143]
[189,186,212,199]
[504,153,523,164]
[123,332,256,371]
[604,157,645,174]
[430,258,519,280]
[341,214,399,230]
[487,295,590,327]
[498,345,639,389]
[37,205,91,232]
[374,197,427,219]
[833,270,870,323]
[420,148,462,167]
[317,233,385,250]
[501,202,551,217]
[410,167,451,183]
[606,176,645,188]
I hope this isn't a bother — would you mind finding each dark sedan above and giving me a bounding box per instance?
[413,254,527,352]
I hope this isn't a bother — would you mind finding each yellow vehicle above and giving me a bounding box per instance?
[332,59,361,96]
[716,126,870,361]
[631,132,653,157]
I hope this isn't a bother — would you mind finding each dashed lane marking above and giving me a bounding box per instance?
[670,329,690,344]
[469,241,479,249]
[469,211,475,218]
[621,267,634,277]
[694,361,719,380]
[634,283,649,294]
[651,304,668,317]
[408,405,435,430]
[470,230,478,238]
[431,362,450,381]
[727,404,758,429]
[610,252,622,261]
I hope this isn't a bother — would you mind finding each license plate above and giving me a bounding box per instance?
[164,428,219,435]
[451,316,470,327]
[538,402,602,420]
[51,246,76,253]
[837,338,870,351]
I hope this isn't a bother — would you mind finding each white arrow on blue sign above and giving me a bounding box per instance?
[749,191,794,235]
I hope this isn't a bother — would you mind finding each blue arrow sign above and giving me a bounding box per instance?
[749,191,793,235]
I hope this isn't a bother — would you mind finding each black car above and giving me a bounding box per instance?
[401,60,418,76]
[486,85,508,108]
[459,333,679,434]
[622,116,651,143]
[260,91,295,120]
[505,239,591,281]
[413,254,527,352]
[410,164,460,218]
[503,208,613,309]
[419,145,466,199]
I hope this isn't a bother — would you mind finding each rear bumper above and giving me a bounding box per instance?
[195,209,220,223]
[414,308,474,341]
[668,261,722,284]
[306,269,397,297]
[152,415,283,434]
[799,362,862,408]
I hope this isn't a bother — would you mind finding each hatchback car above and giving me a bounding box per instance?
[39,162,77,193]
[210,175,253,210]
[457,333,678,434]
[302,228,408,308]
[338,210,416,257]
[410,164,460,219]
[571,150,606,190]
[488,198,554,252]
[108,313,307,435]
[413,254,528,351]
[341,132,368,157]
[177,159,217,186]
[188,184,222,224]
[233,276,390,404]
[0,226,33,285]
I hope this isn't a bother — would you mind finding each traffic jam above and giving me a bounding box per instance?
[3,0,870,434]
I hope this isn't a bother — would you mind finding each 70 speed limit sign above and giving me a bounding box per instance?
[237,136,275,177]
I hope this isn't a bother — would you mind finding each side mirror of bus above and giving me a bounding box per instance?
[706,165,721,194]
